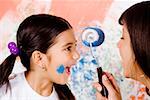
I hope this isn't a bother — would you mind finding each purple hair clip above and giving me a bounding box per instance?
[8,42,19,55]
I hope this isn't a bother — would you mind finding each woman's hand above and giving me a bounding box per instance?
[93,72,122,100]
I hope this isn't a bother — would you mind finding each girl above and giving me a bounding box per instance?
[0,14,80,100]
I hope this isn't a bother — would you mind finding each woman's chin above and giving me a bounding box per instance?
[123,71,131,78]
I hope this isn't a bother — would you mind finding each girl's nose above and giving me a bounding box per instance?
[73,51,80,60]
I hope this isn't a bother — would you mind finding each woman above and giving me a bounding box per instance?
[93,1,150,99]
[0,14,80,100]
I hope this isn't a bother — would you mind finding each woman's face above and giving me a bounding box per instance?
[117,24,135,78]
[44,29,80,84]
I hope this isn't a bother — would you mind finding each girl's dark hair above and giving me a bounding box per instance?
[0,14,75,99]
[119,1,150,78]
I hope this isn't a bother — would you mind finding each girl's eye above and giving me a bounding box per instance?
[65,46,72,52]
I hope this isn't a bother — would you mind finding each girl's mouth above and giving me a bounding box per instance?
[65,66,71,75]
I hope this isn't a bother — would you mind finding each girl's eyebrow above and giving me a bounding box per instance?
[62,41,77,47]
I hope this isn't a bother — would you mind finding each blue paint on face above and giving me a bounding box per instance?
[57,64,65,74]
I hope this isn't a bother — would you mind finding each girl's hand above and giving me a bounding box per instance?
[93,72,122,100]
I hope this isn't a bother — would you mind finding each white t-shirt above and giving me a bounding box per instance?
[0,73,59,100]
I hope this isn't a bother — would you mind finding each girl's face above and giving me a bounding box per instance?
[44,29,80,84]
[117,24,135,78]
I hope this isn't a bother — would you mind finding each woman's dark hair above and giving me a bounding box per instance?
[0,14,75,99]
[118,1,150,78]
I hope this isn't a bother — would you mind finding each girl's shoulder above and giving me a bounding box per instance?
[0,72,25,97]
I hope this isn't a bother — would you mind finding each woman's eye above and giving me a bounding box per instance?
[120,37,124,39]
[75,43,77,47]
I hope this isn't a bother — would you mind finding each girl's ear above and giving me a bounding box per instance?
[31,51,42,63]
[31,50,50,71]
[31,50,43,64]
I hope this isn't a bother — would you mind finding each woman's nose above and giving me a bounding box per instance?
[117,40,121,48]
